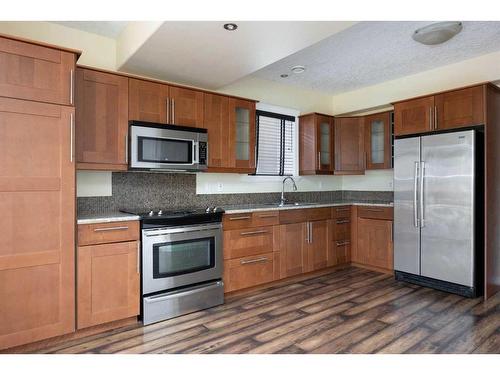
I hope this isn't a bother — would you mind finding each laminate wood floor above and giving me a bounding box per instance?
[16,267,500,354]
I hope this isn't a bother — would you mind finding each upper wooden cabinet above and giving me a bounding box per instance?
[128,78,204,128]
[434,85,485,131]
[0,36,76,106]
[393,84,487,136]
[334,116,365,174]
[75,68,129,171]
[204,93,230,169]
[0,98,75,350]
[299,113,334,175]
[365,111,392,170]
[228,98,256,173]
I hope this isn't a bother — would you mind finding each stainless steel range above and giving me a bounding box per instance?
[121,207,224,325]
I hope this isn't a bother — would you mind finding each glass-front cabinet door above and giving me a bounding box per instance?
[365,111,392,170]
[229,98,256,172]
[316,114,334,172]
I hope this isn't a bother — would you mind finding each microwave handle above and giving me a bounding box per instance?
[193,141,199,165]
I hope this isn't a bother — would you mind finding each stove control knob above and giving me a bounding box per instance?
[148,210,154,216]
[157,210,163,216]
[205,207,212,213]
[213,207,220,213]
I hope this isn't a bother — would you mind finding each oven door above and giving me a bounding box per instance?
[142,223,222,294]
[130,124,203,170]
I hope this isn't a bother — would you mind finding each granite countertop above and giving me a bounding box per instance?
[77,212,141,225]
[223,201,393,214]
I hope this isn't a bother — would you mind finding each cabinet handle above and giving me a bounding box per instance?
[125,134,128,164]
[336,219,350,224]
[318,152,321,168]
[434,105,438,130]
[70,112,74,163]
[336,207,350,212]
[166,98,170,123]
[172,98,175,124]
[93,226,129,232]
[390,222,393,243]
[69,69,74,105]
[364,208,384,212]
[240,257,268,265]
[228,216,251,221]
[309,222,313,243]
[240,230,268,236]
[258,214,278,219]
[306,222,310,244]
[429,107,433,130]
[336,240,350,246]
[137,242,140,274]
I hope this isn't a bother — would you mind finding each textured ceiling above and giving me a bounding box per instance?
[53,21,128,38]
[252,21,500,95]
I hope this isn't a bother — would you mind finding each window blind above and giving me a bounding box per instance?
[255,110,295,176]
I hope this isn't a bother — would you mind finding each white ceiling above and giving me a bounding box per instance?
[53,21,129,38]
[118,21,355,89]
[252,21,500,95]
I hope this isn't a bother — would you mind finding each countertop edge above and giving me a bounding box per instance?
[223,202,393,214]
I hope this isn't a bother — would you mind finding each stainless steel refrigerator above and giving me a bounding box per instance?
[394,129,483,297]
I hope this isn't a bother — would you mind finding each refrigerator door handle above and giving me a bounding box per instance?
[414,161,419,227]
[420,161,425,227]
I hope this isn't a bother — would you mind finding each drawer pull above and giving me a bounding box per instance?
[228,216,251,221]
[336,207,350,212]
[363,208,384,212]
[336,219,350,224]
[93,226,129,232]
[240,257,268,265]
[257,214,278,219]
[336,240,351,246]
[240,230,269,236]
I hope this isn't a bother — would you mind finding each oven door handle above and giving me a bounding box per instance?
[144,281,223,303]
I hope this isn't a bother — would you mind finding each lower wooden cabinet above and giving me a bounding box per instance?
[279,222,308,278]
[77,241,140,329]
[307,220,329,272]
[223,252,279,293]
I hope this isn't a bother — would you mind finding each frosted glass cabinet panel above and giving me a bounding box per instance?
[365,111,392,170]
[229,98,256,172]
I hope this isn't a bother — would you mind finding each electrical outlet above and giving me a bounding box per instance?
[217,182,223,192]
[389,180,394,189]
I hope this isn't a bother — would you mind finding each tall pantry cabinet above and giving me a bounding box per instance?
[0,35,78,350]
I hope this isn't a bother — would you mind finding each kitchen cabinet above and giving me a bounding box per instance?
[299,113,334,175]
[223,252,278,293]
[328,206,352,266]
[0,97,75,350]
[352,206,393,272]
[434,85,485,131]
[393,84,487,136]
[0,36,76,106]
[77,221,140,329]
[307,220,329,271]
[75,68,129,171]
[279,222,308,278]
[334,116,365,174]
[365,111,392,169]
[204,93,230,169]
[77,241,140,329]
[128,78,204,128]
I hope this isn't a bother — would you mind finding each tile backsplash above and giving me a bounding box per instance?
[77,172,393,215]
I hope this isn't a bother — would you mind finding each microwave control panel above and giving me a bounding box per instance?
[199,142,207,165]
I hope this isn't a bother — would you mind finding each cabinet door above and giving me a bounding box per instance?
[223,252,276,293]
[169,86,204,127]
[308,220,329,271]
[129,78,169,123]
[299,113,317,175]
[0,36,75,105]
[327,219,351,266]
[279,223,308,278]
[357,218,393,270]
[77,241,140,329]
[204,93,230,168]
[394,96,434,136]
[317,115,334,173]
[0,98,75,350]
[334,117,365,174]
[435,86,485,131]
[229,98,256,172]
[365,112,392,170]
[75,68,128,170]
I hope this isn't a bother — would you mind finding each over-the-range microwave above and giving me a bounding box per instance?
[129,121,208,172]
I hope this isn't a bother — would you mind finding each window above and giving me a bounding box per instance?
[255,110,295,176]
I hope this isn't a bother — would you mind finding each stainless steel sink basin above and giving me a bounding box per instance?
[276,202,317,207]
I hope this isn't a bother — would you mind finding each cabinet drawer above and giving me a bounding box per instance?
[223,210,279,230]
[279,207,331,224]
[357,206,393,220]
[252,211,280,227]
[332,206,351,219]
[78,221,140,246]
[334,219,351,240]
[332,241,351,265]
[223,252,277,292]
[223,226,278,260]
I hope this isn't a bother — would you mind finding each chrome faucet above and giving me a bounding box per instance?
[279,177,297,207]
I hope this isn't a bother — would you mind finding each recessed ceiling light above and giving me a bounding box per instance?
[280,74,289,78]
[291,65,306,74]
[412,21,463,45]
[223,23,238,31]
